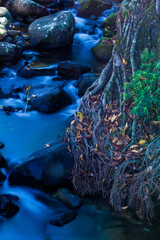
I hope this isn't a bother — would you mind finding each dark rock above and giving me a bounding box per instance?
[0,141,5,149]
[0,170,6,186]
[58,61,91,80]
[0,153,6,168]
[5,0,49,18]
[0,42,23,63]
[0,194,19,218]
[53,188,82,209]
[49,0,74,10]
[91,38,113,63]
[28,83,72,113]
[78,0,111,18]
[9,141,74,189]
[77,73,98,97]
[28,11,75,48]
[52,75,63,81]
[18,65,56,78]
[49,209,77,226]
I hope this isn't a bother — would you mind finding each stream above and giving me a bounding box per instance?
[0,4,159,240]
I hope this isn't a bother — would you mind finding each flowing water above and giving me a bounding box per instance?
[0,5,159,240]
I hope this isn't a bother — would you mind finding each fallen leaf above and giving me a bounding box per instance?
[70,119,76,125]
[32,95,37,98]
[139,139,146,145]
[77,112,84,122]
[45,144,50,148]
[122,206,128,210]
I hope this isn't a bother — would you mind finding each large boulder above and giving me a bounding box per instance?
[0,42,23,63]
[0,7,13,21]
[58,61,91,80]
[5,0,49,18]
[9,141,74,189]
[28,11,75,48]
[28,83,72,113]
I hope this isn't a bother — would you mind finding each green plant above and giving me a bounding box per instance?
[124,48,160,120]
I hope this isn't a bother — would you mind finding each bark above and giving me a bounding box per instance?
[66,0,160,221]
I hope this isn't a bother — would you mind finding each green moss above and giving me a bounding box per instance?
[101,13,117,29]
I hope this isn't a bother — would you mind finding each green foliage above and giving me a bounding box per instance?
[124,49,160,120]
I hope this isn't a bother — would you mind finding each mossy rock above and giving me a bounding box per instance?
[100,13,117,37]
[91,38,113,63]
[78,0,111,18]
[100,13,117,29]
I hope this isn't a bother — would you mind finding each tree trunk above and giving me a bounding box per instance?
[66,0,160,221]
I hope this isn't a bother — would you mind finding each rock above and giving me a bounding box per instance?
[0,28,7,41]
[0,141,5,149]
[28,11,75,48]
[0,7,12,21]
[5,0,49,18]
[9,141,74,189]
[49,209,77,226]
[28,83,72,113]
[100,13,117,38]
[76,73,98,97]
[78,0,111,18]
[0,42,23,63]
[58,61,91,80]
[18,65,56,78]
[0,17,9,26]
[14,36,29,48]
[0,194,19,218]
[0,153,6,168]
[0,170,6,186]
[91,38,113,63]
[53,188,82,209]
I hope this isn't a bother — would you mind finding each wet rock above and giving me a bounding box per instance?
[78,0,111,18]
[0,17,9,26]
[91,38,113,62]
[52,75,63,81]
[100,13,117,38]
[0,7,13,21]
[28,83,72,113]
[0,42,23,63]
[0,170,6,186]
[49,209,77,226]
[5,0,49,18]
[0,194,19,218]
[53,188,82,209]
[58,61,91,80]
[0,153,6,168]
[0,28,7,41]
[0,141,5,149]
[9,140,74,189]
[28,11,75,48]
[76,73,98,97]
[18,65,56,78]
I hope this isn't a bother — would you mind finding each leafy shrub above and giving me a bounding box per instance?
[124,49,160,120]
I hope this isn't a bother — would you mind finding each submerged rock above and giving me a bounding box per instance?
[9,141,74,189]
[58,61,91,80]
[53,188,82,209]
[0,42,23,63]
[28,83,72,113]
[28,11,75,48]
[18,65,56,78]
[0,194,19,218]
[49,209,77,226]
[5,0,49,18]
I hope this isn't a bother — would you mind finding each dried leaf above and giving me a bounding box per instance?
[77,112,84,122]
[70,119,76,125]
[139,76,147,80]
[111,114,117,123]
[122,206,128,210]
[32,95,37,98]
[45,144,50,148]
[139,139,146,145]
